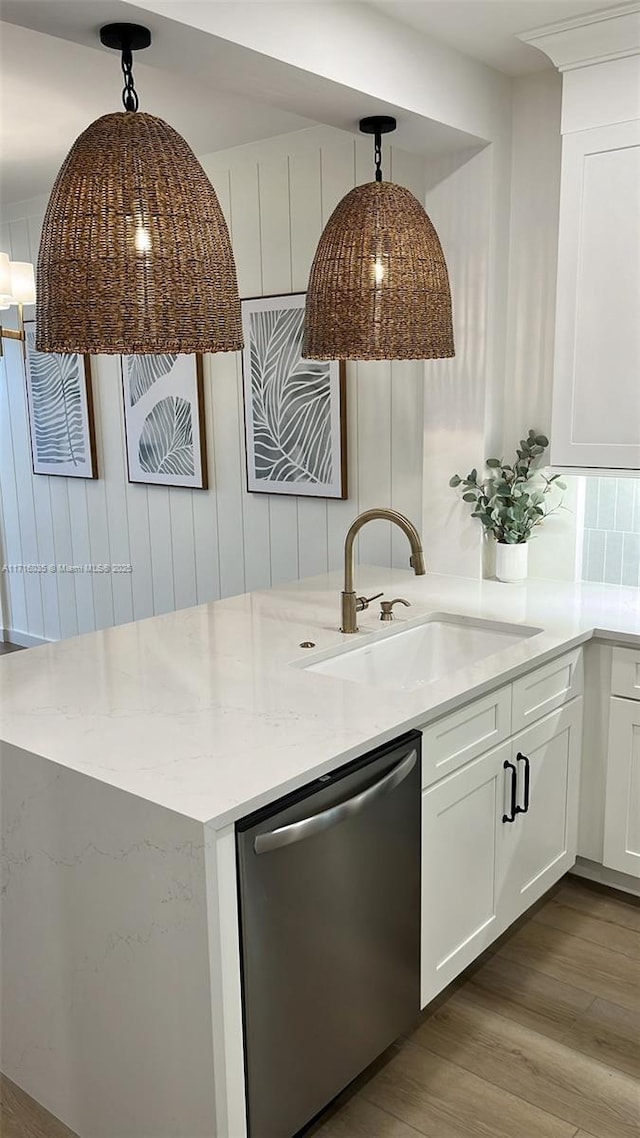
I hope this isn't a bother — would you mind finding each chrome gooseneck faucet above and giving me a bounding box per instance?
[341,508,426,633]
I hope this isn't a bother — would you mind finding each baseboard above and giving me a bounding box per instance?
[570,856,640,898]
[1,628,50,648]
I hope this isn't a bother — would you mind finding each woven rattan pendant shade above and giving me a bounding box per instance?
[36,111,243,354]
[302,180,454,361]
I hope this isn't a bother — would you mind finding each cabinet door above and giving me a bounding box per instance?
[421,742,511,1007]
[500,700,583,923]
[604,697,640,877]
[551,120,640,470]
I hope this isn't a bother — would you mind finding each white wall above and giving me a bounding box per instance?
[0,125,426,642]
[421,145,494,579]
[502,71,581,581]
[503,70,562,448]
[427,69,583,582]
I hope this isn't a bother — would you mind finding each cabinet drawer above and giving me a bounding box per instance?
[511,649,583,733]
[611,647,640,701]
[421,685,511,787]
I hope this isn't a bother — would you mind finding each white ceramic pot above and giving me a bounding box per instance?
[495,541,528,583]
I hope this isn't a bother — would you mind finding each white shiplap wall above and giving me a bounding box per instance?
[421,144,494,580]
[0,126,425,642]
[504,71,582,582]
[503,71,562,450]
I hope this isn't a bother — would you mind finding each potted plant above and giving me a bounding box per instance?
[449,430,566,582]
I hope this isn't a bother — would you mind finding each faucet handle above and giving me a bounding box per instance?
[410,551,426,574]
[379,598,411,622]
[355,591,384,613]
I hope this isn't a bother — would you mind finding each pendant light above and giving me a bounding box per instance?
[303,116,454,361]
[36,23,243,355]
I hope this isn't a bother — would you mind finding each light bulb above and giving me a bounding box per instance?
[134,225,151,252]
[373,259,385,285]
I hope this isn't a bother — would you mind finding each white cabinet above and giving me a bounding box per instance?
[500,701,582,913]
[551,119,640,470]
[421,741,508,1003]
[522,13,640,472]
[420,684,511,785]
[603,647,640,878]
[603,698,640,876]
[420,652,583,1006]
[511,648,583,732]
[611,645,640,700]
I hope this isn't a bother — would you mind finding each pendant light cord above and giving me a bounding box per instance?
[121,44,139,112]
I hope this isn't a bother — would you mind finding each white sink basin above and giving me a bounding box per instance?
[303,613,542,693]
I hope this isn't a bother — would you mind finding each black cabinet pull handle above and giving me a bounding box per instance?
[515,752,531,814]
[502,760,517,823]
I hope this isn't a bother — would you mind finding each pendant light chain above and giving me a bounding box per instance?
[374,130,383,183]
[121,44,139,112]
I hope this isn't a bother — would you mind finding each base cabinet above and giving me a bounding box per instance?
[500,701,582,913]
[421,741,506,1004]
[603,696,640,878]
[421,698,582,1006]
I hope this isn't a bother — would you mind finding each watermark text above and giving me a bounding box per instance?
[2,563,133,574]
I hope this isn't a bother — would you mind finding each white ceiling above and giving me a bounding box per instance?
[371,0,628,77]
[0,0,631,204]
[0,19,315,203]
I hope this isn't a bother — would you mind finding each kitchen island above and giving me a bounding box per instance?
[1,568,639,1137]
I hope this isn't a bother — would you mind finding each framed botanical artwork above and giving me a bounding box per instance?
[241,293,347,499]
[121,353,208,489]
[23,321,97,478]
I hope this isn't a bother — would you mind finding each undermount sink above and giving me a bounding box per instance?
[303,613,542,693]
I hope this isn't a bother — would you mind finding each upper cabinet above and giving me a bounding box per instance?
[522,7,640,472]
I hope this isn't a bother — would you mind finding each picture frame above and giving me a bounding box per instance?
[23,321,97,478]
[241,293,347,499]
[121,353,208,490]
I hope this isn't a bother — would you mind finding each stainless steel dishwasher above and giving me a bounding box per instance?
[236,730,421,1138]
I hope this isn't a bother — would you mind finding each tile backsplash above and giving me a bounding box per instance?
[582,477,640,586]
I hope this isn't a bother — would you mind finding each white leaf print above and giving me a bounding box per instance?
[249,308,332,484]
[126,353,177,407]
[26,330,86,466]
[138,396,195,475]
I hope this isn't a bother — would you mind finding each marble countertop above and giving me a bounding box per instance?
[1,569,639,826]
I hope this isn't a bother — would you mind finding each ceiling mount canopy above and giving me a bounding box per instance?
[359,115,397,182]
[36,22,243,356]
[99,23,152,112]
[302,115,455,362]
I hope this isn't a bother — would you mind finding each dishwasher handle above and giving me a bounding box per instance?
[254,748,417,855]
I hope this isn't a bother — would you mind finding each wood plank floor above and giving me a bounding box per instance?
[0,642,23,656]
[0,1077,79,1138]
[313,876,639,1138]
[1,876,638,1138]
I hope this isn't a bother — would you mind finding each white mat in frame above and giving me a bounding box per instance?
[121,353,208,489]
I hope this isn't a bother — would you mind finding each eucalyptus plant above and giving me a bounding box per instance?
[449,429,566,545]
